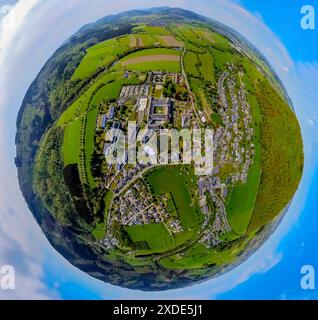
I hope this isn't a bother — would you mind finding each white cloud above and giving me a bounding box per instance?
[0,0,39,62]
[0,0,61,300]
[307,119,315,127]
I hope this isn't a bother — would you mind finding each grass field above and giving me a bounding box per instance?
[72,37,132,79]
[145,166,202,230]
[160,237,249,269]
[58,71,140,127]
[132,25,171,35]
[129,35,137,48]
[211,48,235,70]
[226,64,263,234]
[92,190,114,240]
[184,51,200,77]
[198,52,215,82]
[123,55,180,66]
[121,48,181,61]
[194,29,231,51]
[190,78,211,114]
[84,107,98,187]
[227,119,261,234]
[177,25,208,47]
[92,223,106,240]
[120,48,181,72]
[124,61,181,73]
[126,223,174,254]
[92,75,140,103]
[61,71,140,188]
[58,71,124,125]
[157,36,184,47]
[63,116,82,166]
[104,189,113,214]
[72,33,162,79]
[185,42,206,53]
[134,34,158,47]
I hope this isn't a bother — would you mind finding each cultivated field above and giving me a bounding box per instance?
[120,48,181,72]
[72,37,131,79]
[157,35,184,47]
[129,35,137,48]
[122,54,180,66]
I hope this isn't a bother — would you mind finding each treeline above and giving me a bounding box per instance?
[247,79,304,233]
[33,126,75,226]
[15,22,134,219]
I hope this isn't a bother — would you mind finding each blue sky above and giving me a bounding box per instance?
[238,0,318,61]
[0,0,317,300]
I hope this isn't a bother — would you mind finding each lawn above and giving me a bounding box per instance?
[126,223,174,254]
[63,116,82,166]
[145,166,202,230]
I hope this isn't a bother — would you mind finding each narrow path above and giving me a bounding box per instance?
[180,47,202,125]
